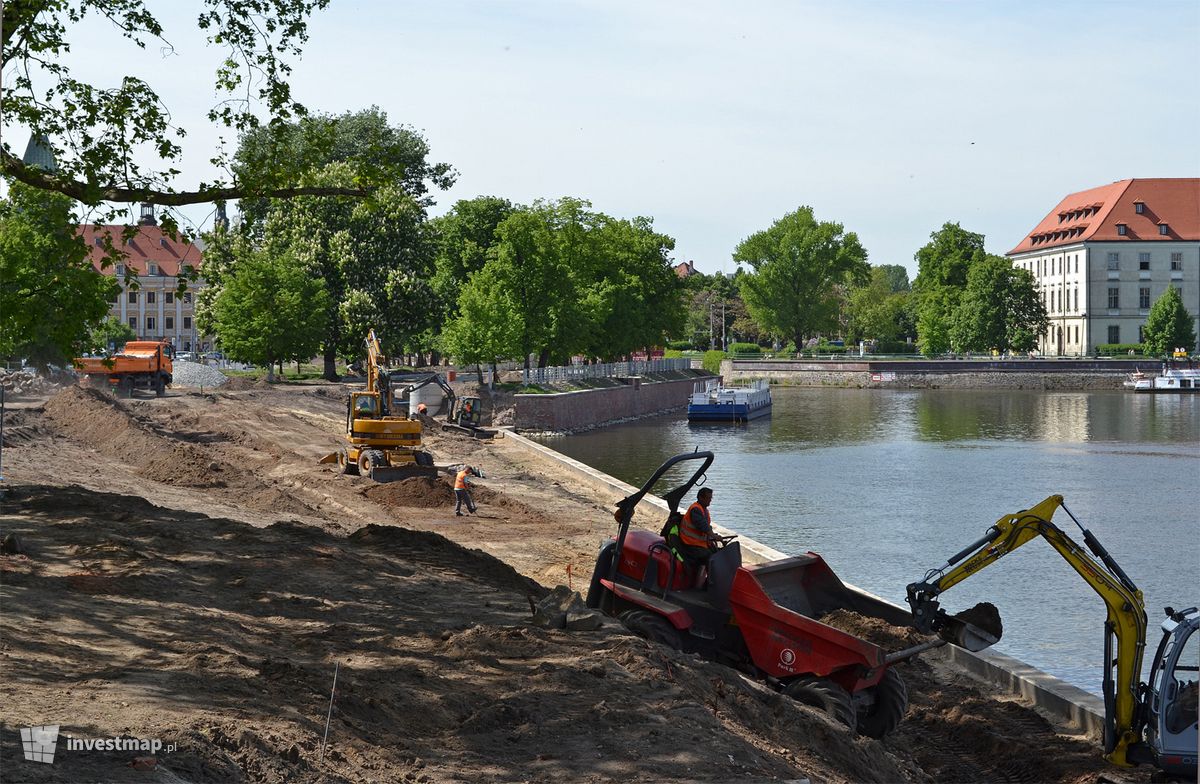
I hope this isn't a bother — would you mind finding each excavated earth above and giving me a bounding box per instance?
[0,383,1152,783]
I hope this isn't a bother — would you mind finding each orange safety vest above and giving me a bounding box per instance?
[454,470,469,490]
[679,502,711,547]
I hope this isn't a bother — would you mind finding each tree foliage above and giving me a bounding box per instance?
[0,1,417,208]
[430,196,516,324]
[87,316,136,354]
[845,265,912,344]
[0,181,116,365]
[211,220,328,379]
[1142,287,1197,355]
[950,256,1047,353]
[734,206,869,349]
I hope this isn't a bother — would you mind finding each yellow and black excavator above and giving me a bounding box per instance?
[391,372,497,440]
[907,495,1198,778]
[320,330,437,481]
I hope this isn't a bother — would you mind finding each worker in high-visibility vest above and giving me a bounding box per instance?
[454,466,477,516]
[666,487,717,564]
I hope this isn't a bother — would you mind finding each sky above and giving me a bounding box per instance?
[4,0,1199,280]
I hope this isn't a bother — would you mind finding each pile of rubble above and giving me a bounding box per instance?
[170,360,228,388]
[0,367,72,397]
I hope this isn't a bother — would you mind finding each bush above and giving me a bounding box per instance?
[702,349,726,374]
[728,342,761,355]
[1095,343,1145,356]
[663,349,683,359]
[875,340,917,354]
[667,339,694,351]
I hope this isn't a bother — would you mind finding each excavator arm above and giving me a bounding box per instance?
[906,495,1149,768]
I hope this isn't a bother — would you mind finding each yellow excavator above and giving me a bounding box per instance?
[320,330,437,481]
[907,495,1198,778]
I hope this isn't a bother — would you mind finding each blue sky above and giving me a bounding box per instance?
[7,0,1199,278]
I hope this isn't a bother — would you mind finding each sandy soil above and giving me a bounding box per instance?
[0,382,1150,783]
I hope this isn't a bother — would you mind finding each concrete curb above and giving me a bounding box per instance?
[500,427,1106,738]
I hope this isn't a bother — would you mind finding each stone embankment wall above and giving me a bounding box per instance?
[722,358,1159,390]
[514,375,710,433]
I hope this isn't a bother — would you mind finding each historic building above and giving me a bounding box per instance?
[83,204,211,353]
[1006,178,1199,355]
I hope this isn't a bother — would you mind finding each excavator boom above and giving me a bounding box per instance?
[906,495,1149,768]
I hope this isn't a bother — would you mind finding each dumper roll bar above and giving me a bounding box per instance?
[605,450,714,610]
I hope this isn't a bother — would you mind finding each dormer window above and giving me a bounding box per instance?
[1116,223,1127,236]
[148,262,158,275]
[94,236,103,247]
[1134,201,1144,214]
[1159,223,1169,235]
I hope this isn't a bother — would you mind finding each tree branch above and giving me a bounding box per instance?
[2,150,371,206]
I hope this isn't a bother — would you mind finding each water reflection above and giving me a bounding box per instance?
[535,387,1200,696]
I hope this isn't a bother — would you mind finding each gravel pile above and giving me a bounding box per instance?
[171,360,228,388]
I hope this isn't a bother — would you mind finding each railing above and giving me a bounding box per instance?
[522,358,691,385]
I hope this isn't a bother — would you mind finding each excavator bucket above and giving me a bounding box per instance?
[937,602,1003,652]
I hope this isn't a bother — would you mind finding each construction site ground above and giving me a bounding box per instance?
[0,382,1152,784]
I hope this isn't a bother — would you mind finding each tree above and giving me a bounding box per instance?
[734,206,869,349]
[1,1,417,209]
[87,316,136,354]
[846,266,911,344]
[950,256,1047,353]
[440,270,521,380]
[0,181,117,366]
[430,196,516,324]
[1142,287,1197,356]
[912,222,988,355]
[211,224,328,381]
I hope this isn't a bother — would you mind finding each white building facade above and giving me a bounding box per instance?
[1006,179,1199,356]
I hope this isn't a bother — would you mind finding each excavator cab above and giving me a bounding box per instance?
[1144,607,1200,777]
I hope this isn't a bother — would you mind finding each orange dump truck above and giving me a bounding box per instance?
[74,341,173,397]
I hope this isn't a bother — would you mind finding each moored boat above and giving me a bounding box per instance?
[1125,365,1200,393]
[687,379,772,422]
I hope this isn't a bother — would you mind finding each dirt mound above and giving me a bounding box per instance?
[364,476,454,508]
[0,406,52,446]
[472,485,554,524]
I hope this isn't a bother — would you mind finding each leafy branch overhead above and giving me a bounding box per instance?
[0,1,428,206]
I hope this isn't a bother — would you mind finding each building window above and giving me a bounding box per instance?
[183,292,192,304]
[165,316,174,330]
[1116,223,1127,236]
[183,316,192,330]
[116,264,125,276]
[147,291,156,304]
[1108,287,1119,309]
[1074,255,1078,273]
[128,291,137,304]
[184,341,191,351]
[1171,253,1183,271]
[1140,287,1151,309]
[129,316,137,330]
[1139,253,1151,270]
[1073,287,1078,310]
[1138,325,1145,342]
[1107,252,1119,270]
[165,292,174,304]
[1057,289,1062,311]
[1159,224,1169,235]
[1135,201,1145,214]
[1176,285,1184,297]
[1074,326,1078,343]
[1108,325,1120,344]
[146,316,155,331]
[148,262,158,275]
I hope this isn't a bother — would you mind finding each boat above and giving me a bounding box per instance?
[687,379,772,422]
[1124,365,1200,393]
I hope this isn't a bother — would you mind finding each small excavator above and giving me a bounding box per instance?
[320,330,437,481]
[390,373,497,440]
[907,495,1198,779]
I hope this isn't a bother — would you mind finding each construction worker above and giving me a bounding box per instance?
[454,466,477,516]
[667,487,717,566]
[417,402,428,415]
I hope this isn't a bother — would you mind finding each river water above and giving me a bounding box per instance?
[534,387,1199,696]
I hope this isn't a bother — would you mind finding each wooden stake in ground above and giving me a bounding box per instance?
[319,661,340,762]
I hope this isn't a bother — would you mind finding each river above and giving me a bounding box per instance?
[533,387,1200,696]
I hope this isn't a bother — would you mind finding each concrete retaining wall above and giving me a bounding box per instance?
[501,428,1105,737]
[514,375,711,432]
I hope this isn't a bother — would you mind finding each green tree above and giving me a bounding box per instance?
[912,222,988,355]
[430,196,516,323]
[211,225,328,381]
[734,206,869,349]
[950,256,1047,353]
[87,316,136,354]
[440,270,521,380]
[0,181,117,366]
[846,266,911,344]
[1142,287,1197,356]
[916,288,957,355]
[1,1,414,209]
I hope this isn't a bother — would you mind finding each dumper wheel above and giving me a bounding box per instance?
[619,609,681,651]
[856,669,907,739]
[785,676,857,733]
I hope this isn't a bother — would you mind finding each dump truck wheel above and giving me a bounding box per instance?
[785,676,857,733]
[619,609,681,651]
[856,669,907,739]
[154,376,166,397]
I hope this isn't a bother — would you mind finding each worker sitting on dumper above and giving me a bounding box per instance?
[667,487,718,577]
[454,466,478,516]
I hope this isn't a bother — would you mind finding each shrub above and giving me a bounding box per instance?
[875,340,918,354]
[728,342,761,355]
[663,349,683,359]
[1094,343,1145,356]
[667,339,694,351]
[702,349,726,374]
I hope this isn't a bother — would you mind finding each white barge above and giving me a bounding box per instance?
[686,379,772,422]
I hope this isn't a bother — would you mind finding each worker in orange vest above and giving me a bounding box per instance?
[666,487,717,566]
[454,466,477,516]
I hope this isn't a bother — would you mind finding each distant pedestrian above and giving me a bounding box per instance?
[454,466,478,516]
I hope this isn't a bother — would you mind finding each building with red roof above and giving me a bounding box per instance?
[84,204,211,353]
[673,260,699,279]
[1006,178,1198,355]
